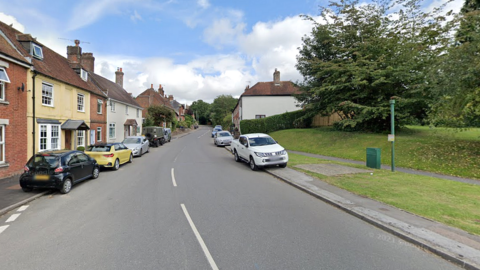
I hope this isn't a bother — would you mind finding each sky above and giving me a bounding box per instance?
[0,0,462,105]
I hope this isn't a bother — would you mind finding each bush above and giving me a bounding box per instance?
[77,146,85,152]
[240,110,312,134]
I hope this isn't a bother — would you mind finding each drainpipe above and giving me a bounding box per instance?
[32,69,37,155]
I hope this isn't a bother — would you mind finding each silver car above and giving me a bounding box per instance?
[214,131,233,147]
[122,136,150,157]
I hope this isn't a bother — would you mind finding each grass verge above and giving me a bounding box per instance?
[288,153,480,236]
[270,126,480,179]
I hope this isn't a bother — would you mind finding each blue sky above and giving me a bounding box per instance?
[0,0,461,104]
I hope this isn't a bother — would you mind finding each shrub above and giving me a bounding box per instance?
[240,110,312,134]
[77,146,85,152]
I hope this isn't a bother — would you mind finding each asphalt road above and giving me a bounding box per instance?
[0,126,462,270]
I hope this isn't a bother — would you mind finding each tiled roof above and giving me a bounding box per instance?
[170,100,183,111]
[0,21,97,93]
[0,29,29,65]
[89,72,142,108]
[241,81,300,96]
[136,88,175,110]
[124,119,138,126]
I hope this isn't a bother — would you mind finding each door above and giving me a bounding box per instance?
[65,131,72,150]
[76,153,93,180]
[67,154,83,182]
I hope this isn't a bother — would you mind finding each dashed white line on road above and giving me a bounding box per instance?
[0,225,9,234]
[17,205,29,212]
[171,168,177,187]
[6,214,20,223]
[181,204,219,270]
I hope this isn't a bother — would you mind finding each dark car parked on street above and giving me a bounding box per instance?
[19,150,100,194]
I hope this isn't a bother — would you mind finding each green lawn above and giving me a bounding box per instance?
[288,153,480,235]
[270,126,480,179]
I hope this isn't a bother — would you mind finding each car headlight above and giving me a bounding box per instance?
[280,150,287,155]
[255,152,267,157]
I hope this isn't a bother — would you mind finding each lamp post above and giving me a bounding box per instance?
[390,99,395,172]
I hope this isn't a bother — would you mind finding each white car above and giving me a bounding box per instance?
[122,136,150,157]
[214,131,233,146]
[230,133,288,170]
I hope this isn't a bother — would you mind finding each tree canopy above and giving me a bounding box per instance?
[190,100,211,125]
[210,95,238,128]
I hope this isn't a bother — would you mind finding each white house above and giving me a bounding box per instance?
[233,69,301,131]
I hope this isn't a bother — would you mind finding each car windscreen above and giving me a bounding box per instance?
[249,137,277,146]
[218,132,231,137]
[123,138,141,144]
[87,145,111,152]
[27,155,60,168]
[214,128,222,131]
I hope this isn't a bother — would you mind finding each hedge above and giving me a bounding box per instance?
[240,110,312,134]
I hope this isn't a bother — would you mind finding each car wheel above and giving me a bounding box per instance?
[92,167,100,179]
[279,163,287,168]
[155,140,160,147]
[140,149,143,156]
[21,186,33,192]
[234,150,240,162]
[146,147,149,153]
[249,157,258,171]
[60,178,72,194]
[128,154,133,163]
[113,159,120,170]
[160,139,164,146]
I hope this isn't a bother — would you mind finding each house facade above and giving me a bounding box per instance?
[0,25,30,179]
[168,95,185,122]
[233,69,301,131]
[135,84,175,127]
[0,22,100,158]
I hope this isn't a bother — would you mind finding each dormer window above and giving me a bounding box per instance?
[32,43,43,60]
[80,69,88,81]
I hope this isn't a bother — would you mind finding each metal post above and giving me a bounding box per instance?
[390,99,395,172]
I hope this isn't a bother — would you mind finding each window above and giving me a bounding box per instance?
[80,69,88,81]
[110,100,115,112]
[109,123,116,139]
[77,93,85,112]
[97,99,103,114]
[77,130,85,147]
[0,125,4,163]
[97,127,102,141]
[0,82,4,101]
[255,115,266,119]
[39,124,61,151]
[42,82,53,106]
[137,109,140,118]
[0,67,10,102]
[32,44,43,60]
[125,105,129,115]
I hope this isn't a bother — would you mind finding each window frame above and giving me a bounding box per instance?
[41,82,54,107]
[110,100,115,112]
[255,115,266,119]
[80,69,88,81]
[97,99,103,114]
[109,123,116,139]
[97,127,102,142]
[125,105,129,115]
[77,93,85,112]
[39,124,61,151]
[77,130,85,147]
[0,125,5,163]
[0,81,4,102]
[32,43,44,60]
[137,109,140,118]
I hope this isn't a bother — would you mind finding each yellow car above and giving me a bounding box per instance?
[85,143,133,170]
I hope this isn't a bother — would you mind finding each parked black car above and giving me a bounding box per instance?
[19,150,100,194]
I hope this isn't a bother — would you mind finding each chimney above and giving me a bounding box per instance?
[67,41,82,64]
[150,84,153,89]
[115,67,124,87]
[80,52,95,72]
[168,95,173,102]
[158,84,164,96]
[273,68,280,86]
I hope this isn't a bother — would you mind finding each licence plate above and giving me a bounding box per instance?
[35,175,50,180]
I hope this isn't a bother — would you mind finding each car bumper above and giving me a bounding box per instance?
[131,149,141,156]
[216,140,231,146]
[19,174,63,189]
[253,154,288,167]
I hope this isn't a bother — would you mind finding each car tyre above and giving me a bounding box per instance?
[21,186,33,192]
[113,159,120,170]
[92,166,100,179]
[249,157,258,171]
[234,150,240,162]
[140,149,143,156]
[155,140,160,147]
[60,178,72,194]
[279,163,287,168]
[128,154,133,163]
[160,139,164,146]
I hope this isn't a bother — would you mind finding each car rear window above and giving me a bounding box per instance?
[27,155,60,168]
[87,145,111,152]
[218,132,231,137]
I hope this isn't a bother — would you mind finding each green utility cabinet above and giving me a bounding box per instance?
[366,148,381,169]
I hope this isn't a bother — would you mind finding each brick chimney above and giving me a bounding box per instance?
[273,68,280,86]
[158,84,165,96]
[115,67,124,87]
[168,95,174,102]
[66,40,82,64]
[81,52,95,72]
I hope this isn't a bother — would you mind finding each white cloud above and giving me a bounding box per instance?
[203,18,246,48]
[0,12,25,32]
[130,10,143,22]
[197,0,210,9]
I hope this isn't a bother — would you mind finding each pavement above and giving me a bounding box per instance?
[1,128,479,269]
[225,146,480,270]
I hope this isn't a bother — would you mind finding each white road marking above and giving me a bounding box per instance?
[181,204,219,270]
[171,168,177,187]
[6,213,20,223]
[198,131,209,138]
[17,205,29,212]
[174,146,187,163]
[0,225,9,234]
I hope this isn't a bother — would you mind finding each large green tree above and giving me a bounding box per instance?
[147,105,176,127]
[189,100,211,125]
[210,95,237,128]
[296,0,453,132]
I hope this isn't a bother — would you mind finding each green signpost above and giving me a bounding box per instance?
[390,99,395,172]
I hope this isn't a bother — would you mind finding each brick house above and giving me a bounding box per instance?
[168,95,185,122]
[135,84,175,127]
[232,69,301,132]
[0,25,30,179]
